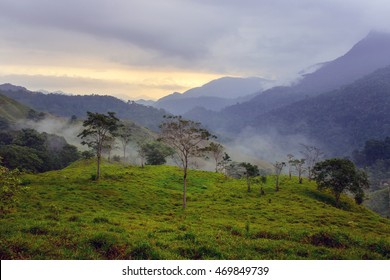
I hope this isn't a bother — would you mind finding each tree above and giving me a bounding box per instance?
[312,158,369,207]
[159,116,213,208]
[219,152,232,176]
[204,142,224,172]
[291,158,306,184]
[139,141,174,165]
[0,157,24,214]
[273,161,286,191]
[136,141,147,168]
[286,154,294,180]
[240,162,260,192]
[116,122,133,161]
[300,144,324,181]
[77,112,120,180]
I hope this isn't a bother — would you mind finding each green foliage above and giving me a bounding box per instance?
[0,160,24,214]
[139,141,174,166]
[81,150,95,159]
[0,129,80,173]
[312,158,369,207]
[78,112,120,180]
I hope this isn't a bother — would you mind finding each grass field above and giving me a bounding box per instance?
[1,159,389,259]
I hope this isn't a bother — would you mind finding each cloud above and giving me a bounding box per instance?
[1,0,390,97]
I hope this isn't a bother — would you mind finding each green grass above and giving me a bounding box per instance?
[1,159,389,259]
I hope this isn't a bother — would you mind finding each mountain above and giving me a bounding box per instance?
[251,65,390,156]
[154,76,272,115]
[188,32,390,136]
[0,84,168,131]
[0,92,32,123]
[296,31,390,93]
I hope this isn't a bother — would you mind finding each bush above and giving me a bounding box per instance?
[130,241,159,260]
[0,163,25,214]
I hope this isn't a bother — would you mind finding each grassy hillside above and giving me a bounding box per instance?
[0,93,31,122]
[1,160,389,260]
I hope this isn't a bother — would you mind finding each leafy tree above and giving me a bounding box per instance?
[59,144,81,166]
[78,112,120,180]
[14,129,46,151]
[0,145,43,172]
[273,161,286,191]
[239,162,260,192]
[203,142,224,172]
[218,152,232,175]
[81,150,95,159]
[0,157,24,214]
[139,141,174,165]
[312,158,369,207]
[159,116,213,208]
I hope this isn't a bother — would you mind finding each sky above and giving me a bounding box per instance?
[1,0,390,100]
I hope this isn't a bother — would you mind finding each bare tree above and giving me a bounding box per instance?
[116,122,133,161]
[287,154,294,180]
[291,158,306,184]
[204,142,224,172]
[159,116,213,208]
[300,144,324,181]
[273,161,286,191]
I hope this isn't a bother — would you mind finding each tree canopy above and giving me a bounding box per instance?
[312,158,369,207]
[78,112,120,180]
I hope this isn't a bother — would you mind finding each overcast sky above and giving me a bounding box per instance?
[1,0,390,100]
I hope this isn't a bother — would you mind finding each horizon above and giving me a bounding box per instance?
[1,1,390,100]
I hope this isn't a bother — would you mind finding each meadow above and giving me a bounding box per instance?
[1,159,389,259]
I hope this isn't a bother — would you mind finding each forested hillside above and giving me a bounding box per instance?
[0,85,167,131]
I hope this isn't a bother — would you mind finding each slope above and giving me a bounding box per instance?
[0,84,167,131]
[0,92,32,122]
[1,160,389,260]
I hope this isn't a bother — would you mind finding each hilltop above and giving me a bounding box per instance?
[1,160,389,260]
[0,84,167,131]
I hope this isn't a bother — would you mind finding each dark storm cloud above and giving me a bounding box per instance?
[1,0,390,79]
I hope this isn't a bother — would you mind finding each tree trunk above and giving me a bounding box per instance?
[183,167,187,209]
[335,193,340,207]
[247,174,251,192]
[97,154,101,180]
[275,175,279,192]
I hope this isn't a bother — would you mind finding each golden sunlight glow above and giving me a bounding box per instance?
[0,64,222,100]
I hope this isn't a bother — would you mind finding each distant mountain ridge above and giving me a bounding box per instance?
[0,84,167,131]
[153,76,273,115]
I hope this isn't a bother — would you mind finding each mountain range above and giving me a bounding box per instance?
[184,31,390,156]
[1,31,390,158]
[148,76,273,115]
[0,85,167,131]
